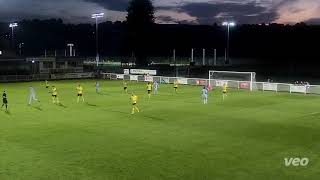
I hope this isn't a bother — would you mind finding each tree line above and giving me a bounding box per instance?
[0,0,320,67]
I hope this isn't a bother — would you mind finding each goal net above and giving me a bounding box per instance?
[209,70,256,91]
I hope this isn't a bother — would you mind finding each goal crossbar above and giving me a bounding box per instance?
[208,70,256,91]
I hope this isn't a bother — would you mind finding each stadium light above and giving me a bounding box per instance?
[91,13,104,67]
[67,43,74,57]
[222,21,236,64]
[9,23,18,49]
[91,13,104,19]
[9,23,18,28]
[229,22,236,27]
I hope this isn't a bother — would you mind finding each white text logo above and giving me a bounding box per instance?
[284,157,309,167]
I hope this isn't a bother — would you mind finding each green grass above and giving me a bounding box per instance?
[0,80,320,180]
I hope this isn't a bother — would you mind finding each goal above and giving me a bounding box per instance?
[209,70,256,91]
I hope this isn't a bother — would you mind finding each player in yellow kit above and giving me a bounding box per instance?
[45,80,49,89]
[130,93,140,114]
[174,81,179,93]
[222,83,228,100]
[147,82,152,99]
[51,86,60,104]
[76,84,85,103]
[123,81,128,93]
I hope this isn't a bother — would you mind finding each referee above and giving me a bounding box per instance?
[1,91,8,111]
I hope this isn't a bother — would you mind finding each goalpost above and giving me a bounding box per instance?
[208,70,256,91]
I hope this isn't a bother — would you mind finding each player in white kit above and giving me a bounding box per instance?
[202,86,208,104]
[95,82,101,94]
[153,81,159,95]
[28,86,40,105]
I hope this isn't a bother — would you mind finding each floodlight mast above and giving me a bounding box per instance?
[9,23,18,49]
[222,21,236,64]
[91,13,104,67]
[67,43,74,57]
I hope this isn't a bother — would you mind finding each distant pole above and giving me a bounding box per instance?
[227,25,230,63]
[45,49,47,58]
[202,48,206,66]
[9,23,18,49]
[11,27,14,47]
[173,49,177,77]
[67,44,74,57]
[19,43,24,56]
[224,48,227,64]
[191,48,194,63]
[92,13,104,67]
[214,49,217,66]
[131,51,135,65]
[54,50,57,57]
[95,18,99,65]
[222,22,236,64]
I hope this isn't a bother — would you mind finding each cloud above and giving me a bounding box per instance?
[178,2,277,24]
[0,0,126,23]
[305,18,320,25]
[155,9,198,24]
[84,0,130,11]
[0,0,319,24]
[274,0,320,24]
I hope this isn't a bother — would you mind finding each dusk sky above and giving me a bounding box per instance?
[0,0,319,24]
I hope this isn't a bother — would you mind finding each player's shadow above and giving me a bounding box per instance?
[98,93,108,96]
[108,110,129,115]
[142,115,165,121]
[86,102,98,107]
[57,103,67,108]
[32,106,43,111]
[3,110,11,115]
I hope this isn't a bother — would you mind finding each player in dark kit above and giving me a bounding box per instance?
[1,91,8,111]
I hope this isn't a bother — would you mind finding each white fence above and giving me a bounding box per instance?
[102,72,320,95]
[0,72,95,83]
[0,74,50,82]
[51,72,94,80]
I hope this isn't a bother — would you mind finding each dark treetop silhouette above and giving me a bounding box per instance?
[126,0,155,66]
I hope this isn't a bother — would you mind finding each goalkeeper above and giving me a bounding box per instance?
[1,90,8,111]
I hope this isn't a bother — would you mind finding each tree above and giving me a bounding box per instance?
[126,0,155,66]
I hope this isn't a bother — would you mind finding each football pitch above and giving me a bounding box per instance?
[0,80,319,180]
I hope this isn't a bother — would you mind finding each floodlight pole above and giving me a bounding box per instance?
[226,24,230,64]
[67,44,74,57]
[9,23,18,49]
[19,42,24,56]
[191,48,194,63]
[173,49,178,77]
[202,48,206,66]
[92,13,104,67]
[11,26,14,46]
[95,17,99,66]
[214,49,217,66]
[222,22,235,64]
